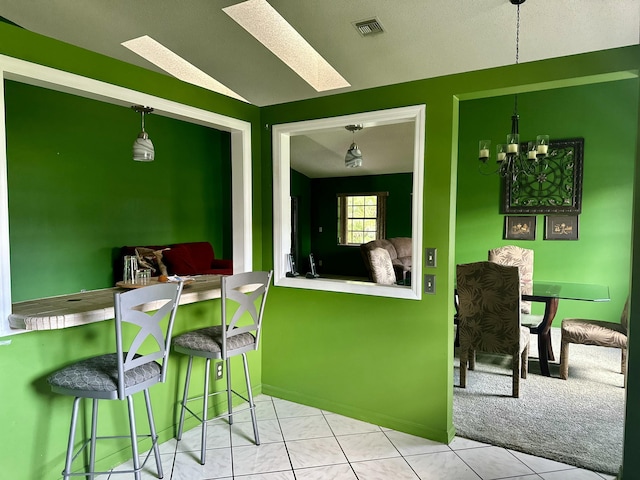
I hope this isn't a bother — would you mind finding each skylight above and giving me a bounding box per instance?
[222,0,350,92]
[121,35,249,103]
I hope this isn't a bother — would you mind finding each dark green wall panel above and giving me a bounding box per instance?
[6,80,232,301]
[309,173,412,277]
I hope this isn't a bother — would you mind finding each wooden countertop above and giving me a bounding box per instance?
[9,275,224,331]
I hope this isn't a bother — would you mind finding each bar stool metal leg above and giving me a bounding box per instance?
[242,353,260,445]
[89,399,98,480]
[226,358,233,425]
[201,358,211,465]
[177,356,194,441]
[126,396,142,480]
[63,397,81,480]
[143,389,163,478]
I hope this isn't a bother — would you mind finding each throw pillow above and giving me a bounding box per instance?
[368,247,396,285]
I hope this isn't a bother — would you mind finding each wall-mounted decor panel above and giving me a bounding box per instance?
[503,137,584,214]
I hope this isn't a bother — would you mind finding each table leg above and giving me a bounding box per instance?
[524,295,559,377]
[536,297,558,376]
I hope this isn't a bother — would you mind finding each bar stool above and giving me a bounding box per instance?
[48,282,183,479]
[173,270,272,465]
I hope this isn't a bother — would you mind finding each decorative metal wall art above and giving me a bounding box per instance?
[503,137,584,214]
[504,216,536,240]
[544,215,579,240]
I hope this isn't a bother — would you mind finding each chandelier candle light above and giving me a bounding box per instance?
[478,0,549,180]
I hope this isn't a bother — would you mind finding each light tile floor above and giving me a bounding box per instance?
[112,395,616,480]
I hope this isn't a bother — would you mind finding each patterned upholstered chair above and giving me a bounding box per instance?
[173,270,272,465]
[48,282,184,480]
[559,297,629,381]
[456,261,530,398]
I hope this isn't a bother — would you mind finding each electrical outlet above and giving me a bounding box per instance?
[215,362,223,380]
[424,274,436,294]
[425,248,437,267]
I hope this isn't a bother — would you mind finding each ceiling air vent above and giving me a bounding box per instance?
[353,18,384,36]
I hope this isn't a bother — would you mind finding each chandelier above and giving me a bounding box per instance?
[478,0,549,180]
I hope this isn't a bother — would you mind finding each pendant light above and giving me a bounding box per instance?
[345,124,363,168]
[132,105,155,162]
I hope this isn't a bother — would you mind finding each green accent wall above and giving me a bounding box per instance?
[0,17,639,480]
[309,173,412,277]
[6,80,232,302]
[456,79,638,323]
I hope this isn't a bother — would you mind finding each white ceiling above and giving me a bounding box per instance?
[1,0,638,177]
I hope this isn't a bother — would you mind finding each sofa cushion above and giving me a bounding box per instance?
[389,237,412,259]
[173,242,215,271]
[162,244,200,275]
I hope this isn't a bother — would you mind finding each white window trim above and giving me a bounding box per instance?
[338,192,388,245]
[0,54,253,336]
[272,105,425,300]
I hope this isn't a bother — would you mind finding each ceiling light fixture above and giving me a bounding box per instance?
[121,35,248,103]
[345,124,363,168]
[132,105,154,162]
[478,0,549,180]
[223,0,350,92]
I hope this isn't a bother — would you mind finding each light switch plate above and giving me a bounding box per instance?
[426,248,437,267]
[424,274,436,294]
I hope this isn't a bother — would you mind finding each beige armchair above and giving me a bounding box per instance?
[456,261,530,398]
[360,237,411,283]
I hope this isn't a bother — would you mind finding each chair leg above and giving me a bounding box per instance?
[89,399,98,480]
[559,339,570,380]
[521,342,529,380]
[126,395,142,480]
[62,397,82,480]
[512,352,520,398]
[177,355,194,441]
[201,358,211,465]
[622,348,628,388]
[459,349,468,388]
[226,357,233,425]
[468,349,476,370]
[241,353,260,445]
[143,389,163,479]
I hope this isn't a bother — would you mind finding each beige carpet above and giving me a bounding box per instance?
[453,327,625,475]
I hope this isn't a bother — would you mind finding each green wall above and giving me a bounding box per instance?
[456,80,638,322]
[0,17,639,480]
[309,173,412,277]
[6,80,232,302]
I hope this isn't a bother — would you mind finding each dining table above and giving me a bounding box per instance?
[524,281,610,376]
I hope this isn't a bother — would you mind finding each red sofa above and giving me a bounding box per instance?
[118,241,233,280]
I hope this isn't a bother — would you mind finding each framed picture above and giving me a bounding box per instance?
[544,215,579,240]
[504,216,536,240]
[503,137,584,214]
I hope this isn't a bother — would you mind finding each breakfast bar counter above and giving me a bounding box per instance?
[9,275,224,331]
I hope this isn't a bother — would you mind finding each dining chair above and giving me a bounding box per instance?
[47,282,184,480]
[173,270,272,465]
[456,261,530,398]
[488,245,548,350]
[560,297,629,382]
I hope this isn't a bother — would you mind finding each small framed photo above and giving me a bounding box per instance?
[504,216,536,240]
[545,215,579,240]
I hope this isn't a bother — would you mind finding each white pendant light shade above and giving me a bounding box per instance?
[344,124,364,168]
[133,132,155,161]
[345,142,363,168]
[131,105,155,162]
